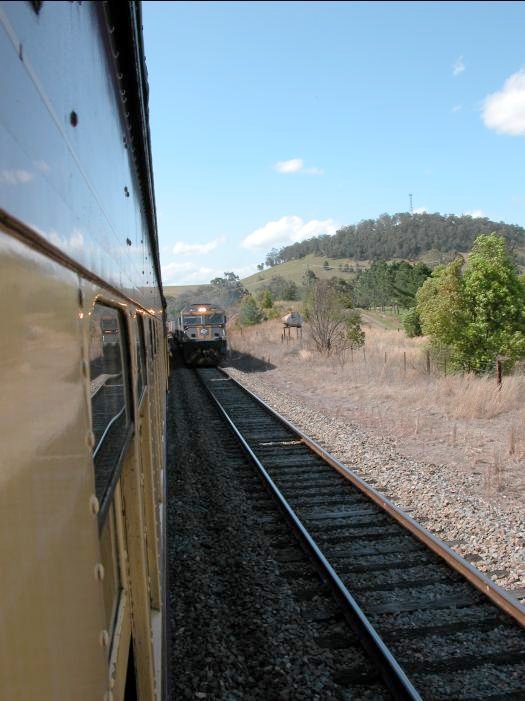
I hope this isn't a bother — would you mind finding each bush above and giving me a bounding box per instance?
[239,295,263,326]
[402,307,422,337]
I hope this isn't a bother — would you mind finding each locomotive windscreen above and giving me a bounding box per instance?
[182,315,201,325]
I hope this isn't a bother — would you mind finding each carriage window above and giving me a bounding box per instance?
[136,315,147,399]
[89,304,131,511]
[207,313,225,324]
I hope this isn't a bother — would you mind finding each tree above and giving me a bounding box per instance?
[282,280,299,300]
[266,213,525,264]
[257,263,264,271]
[303,279,363,354]
[344,309,365,349]
[416,258,466,349]
[260,289,273,309]
[209,272,246,306]
[239,295,263,326]
[416,235,525,372]
[265,248,280,267]
[461,234,525,371]
[302,269,317,288]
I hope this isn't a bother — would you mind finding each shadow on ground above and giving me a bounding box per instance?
[224,351,276,373]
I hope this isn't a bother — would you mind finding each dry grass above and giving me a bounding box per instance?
[228,319,525,503]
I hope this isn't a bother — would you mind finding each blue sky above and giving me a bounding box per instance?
[142,1,525,285]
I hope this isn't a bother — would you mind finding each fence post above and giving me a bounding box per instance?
[403,351,406,373]
[384,351,387,365]
[426,350,431,375]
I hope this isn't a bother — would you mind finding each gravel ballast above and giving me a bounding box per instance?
[225,366,525,604]
[166,365,392,700]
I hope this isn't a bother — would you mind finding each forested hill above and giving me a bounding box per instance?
[269,213,525,264]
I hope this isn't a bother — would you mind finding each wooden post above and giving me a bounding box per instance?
[363,347,366,361]
[403,351,406,373]
[384,351,387,365]
[426,350,431,375]
[496,359,502,389]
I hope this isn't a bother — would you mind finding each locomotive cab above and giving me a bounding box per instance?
[176,303,227,366]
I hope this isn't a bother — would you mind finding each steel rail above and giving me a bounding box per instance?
[198,370,423,701]
[217,367,525,630]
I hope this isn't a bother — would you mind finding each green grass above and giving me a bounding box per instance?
[359,308,402,331]
[241,254,367,294]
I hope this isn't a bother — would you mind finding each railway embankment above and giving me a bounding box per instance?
[224,365,525,606]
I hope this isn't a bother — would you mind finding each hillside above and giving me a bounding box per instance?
[163,284,206,299]
[242,254,365,295]
[270,212,525,265]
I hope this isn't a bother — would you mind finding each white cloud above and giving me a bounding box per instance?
[33,160,50,173]
[233,263,259,278]
[413,207,427,214]
[241,215,338,250]
[303,166,325,175]
[162,261,218,285]
[464,209,486,218]
[452,56,465,76]
[275,158,304,173]
[482,69,525,135]
[172,236,225,255]
[0,169,34,185]
[451,104,462,113]
[274,158,323,175]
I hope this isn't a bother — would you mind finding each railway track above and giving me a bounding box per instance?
[197,366,525,700]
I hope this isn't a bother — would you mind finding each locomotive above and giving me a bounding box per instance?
[173,303,227,366]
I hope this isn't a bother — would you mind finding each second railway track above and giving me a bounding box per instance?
[196,366,525,700]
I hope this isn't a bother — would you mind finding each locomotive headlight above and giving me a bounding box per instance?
[200,328,209,336]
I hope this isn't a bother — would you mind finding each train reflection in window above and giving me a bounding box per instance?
[89,304,130,511]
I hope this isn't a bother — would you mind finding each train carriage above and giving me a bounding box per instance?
[1,1,166,699]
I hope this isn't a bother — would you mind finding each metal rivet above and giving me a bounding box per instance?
[94,563,105,581]
[99,630,109,648]
[89,495,100,516]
